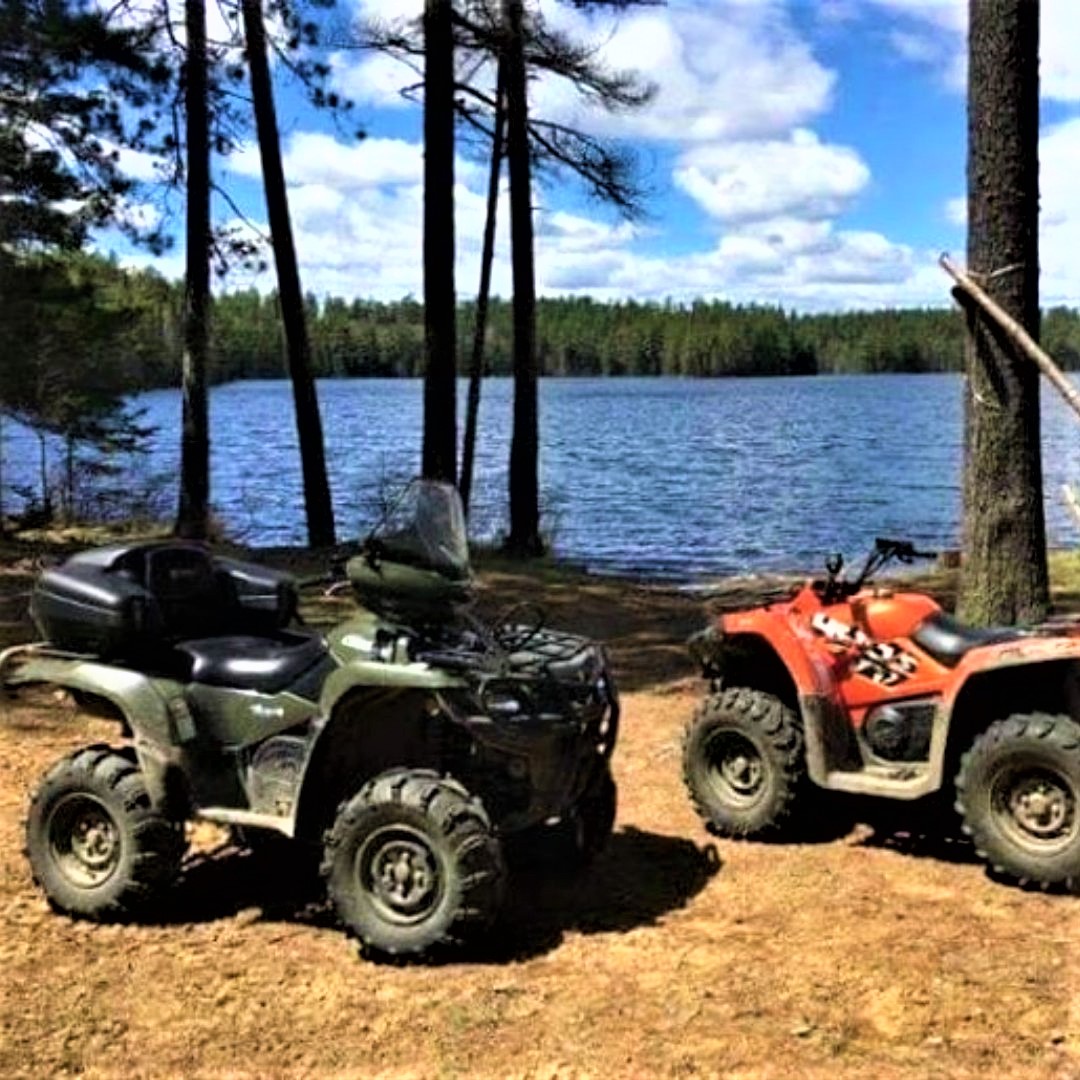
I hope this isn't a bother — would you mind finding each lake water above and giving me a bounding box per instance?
[7,374,1080,581]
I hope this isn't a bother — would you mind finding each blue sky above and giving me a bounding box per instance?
[113,0,1080,312]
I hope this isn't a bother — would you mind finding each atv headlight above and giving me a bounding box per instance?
[485,693,523,718]
[478,680,532,720]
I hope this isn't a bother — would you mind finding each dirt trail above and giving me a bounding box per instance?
[1,551,1079,1078]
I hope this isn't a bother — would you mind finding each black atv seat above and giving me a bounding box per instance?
[177,632,327,694]
[910,611,1026,668]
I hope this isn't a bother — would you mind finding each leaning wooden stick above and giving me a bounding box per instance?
[940,253,1080,423]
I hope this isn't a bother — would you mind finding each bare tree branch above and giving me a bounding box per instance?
[345,0,654,218]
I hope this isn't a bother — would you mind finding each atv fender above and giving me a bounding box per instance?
[1,645,178,745]
[718,614,835,697]
[931,639,1080,790]
[318,657,465,717]
[1,645,189,809]
[692,623,854,785]
[292,685,452,841]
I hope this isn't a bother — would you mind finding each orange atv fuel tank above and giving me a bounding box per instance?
[851,590,942,641]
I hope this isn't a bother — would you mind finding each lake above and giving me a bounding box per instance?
[6,374,1080,581]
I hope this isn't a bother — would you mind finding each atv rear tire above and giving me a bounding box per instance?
[26,745,185,920]
[683,688,805,838]
[956,713,1080,888]
[322,769,505,958]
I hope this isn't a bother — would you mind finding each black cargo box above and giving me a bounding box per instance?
[31,562,155,659]
[30,542,299,658]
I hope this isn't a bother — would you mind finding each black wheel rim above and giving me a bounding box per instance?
[702,729,767,808]
[990,762,1079,854]
[46,793,122,889]
[356,824,443,926]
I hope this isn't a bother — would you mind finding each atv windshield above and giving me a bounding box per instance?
[368,480,470,580]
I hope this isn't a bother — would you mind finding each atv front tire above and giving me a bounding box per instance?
[26,745,186,920]
[514,762,617,873]
[956,713,1080,889]
[682,688,805,838]
[569,762,617,866]
[322,769,505,958]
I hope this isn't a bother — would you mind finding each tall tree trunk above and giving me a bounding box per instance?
[176,0,211,540]
[459,60,506,517]
[503,0,543,555]
[37,430,50,519]
[64,436,74,521]
[242,0,335,547]
[0,411,6,535]
[958,0,1047,625]
[422,0,457,483]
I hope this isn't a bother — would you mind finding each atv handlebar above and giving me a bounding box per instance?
[820,537,937,601]
[872,538,938,564]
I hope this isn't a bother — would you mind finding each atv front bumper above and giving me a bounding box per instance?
[450,661,620,835]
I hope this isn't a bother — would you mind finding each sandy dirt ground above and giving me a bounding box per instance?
[1,543,1079,1078]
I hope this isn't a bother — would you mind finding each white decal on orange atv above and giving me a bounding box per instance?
[811,613,918,686]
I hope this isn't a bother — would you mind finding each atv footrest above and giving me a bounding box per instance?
[823,764,931,800]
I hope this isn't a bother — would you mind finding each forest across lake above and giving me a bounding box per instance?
[8,373,1080,580]
[22,253,1080,389]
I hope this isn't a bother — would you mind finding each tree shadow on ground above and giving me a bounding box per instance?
[159,826,721,963]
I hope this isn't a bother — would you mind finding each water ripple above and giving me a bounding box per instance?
[5,374,1080,582]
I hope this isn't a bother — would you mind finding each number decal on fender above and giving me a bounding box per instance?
[811,613,919,686]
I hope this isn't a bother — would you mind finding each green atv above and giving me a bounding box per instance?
[1,480,618,958]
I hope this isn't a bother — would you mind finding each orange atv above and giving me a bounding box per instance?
[683,538,1080,889]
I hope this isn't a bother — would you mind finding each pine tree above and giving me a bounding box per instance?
[957,0,1048,625]
[176,0,212,540]
[502,0,542,554]
[242,0,336,546]
[422,0,458,484]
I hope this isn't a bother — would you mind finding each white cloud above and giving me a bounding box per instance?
[333,1,835,143]
[330,51,419,110]
[534,210,639,253]
[944,196,966,227]
[816,0,862,26]
[210,126,927,312]
[673,130,870,225]
[869,0,964,35]
[115,200,164,233]
[349,0,421,20]
[941,118,1080,306]
[805,230,913,285]
[888,28,946,66]
[1038,117,1080,305]
[864,0,966,89]
[1042,0,1080,102]
[114,248,186,283]
[307,1,923,308]
[136,1,975,312]
[230,134,419,188]
[544,224,927,310]
[228,132,484,192]
[869,0,1080,102]
[534,4,834,143]
[104,142,170,184]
